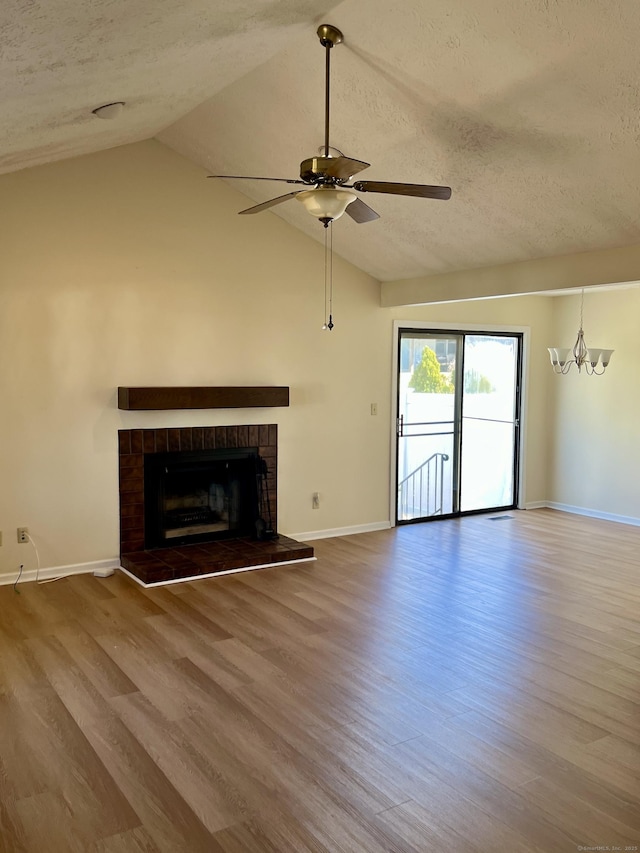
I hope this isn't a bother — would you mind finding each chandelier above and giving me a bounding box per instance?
[548,289,613,375]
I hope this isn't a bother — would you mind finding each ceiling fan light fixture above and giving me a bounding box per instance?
[296,187,356,223]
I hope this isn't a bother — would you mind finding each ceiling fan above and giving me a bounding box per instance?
[208,24,452,228]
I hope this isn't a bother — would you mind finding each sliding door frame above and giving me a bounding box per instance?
[389,320,531,528]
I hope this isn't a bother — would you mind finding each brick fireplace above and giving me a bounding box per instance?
[118,424,313,584]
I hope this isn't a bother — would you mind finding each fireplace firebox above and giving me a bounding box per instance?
[144,448,260,549]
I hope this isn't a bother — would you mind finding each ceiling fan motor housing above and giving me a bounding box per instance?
[300,157,343,184]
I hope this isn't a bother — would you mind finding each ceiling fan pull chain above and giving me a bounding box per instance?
[323,224,329,329]
[327,221,334,330]
[321,221,334,330]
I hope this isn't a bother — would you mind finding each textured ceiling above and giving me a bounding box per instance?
[5,0,640,281]
[0,0,342,173]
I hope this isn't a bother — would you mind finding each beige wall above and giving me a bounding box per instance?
[547,287,640,520]
[6,137,631,581]
[0,140,391,578]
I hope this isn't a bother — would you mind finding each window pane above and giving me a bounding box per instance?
[460,336,518,512]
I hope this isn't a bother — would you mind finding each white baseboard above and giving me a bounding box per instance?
[0,557,121,587]
[287,520,392,542]
[8,502,635,588]
[2,553,319,588]
[542,502,640,527]
[292,507,640,539]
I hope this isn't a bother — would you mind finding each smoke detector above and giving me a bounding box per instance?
[92,102,125,120]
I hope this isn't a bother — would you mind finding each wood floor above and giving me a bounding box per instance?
[1,508,639,852]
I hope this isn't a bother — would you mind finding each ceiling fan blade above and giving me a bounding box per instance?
[352,181,452,200]
[239,192,301,215]
[300,156,370,183]
[208,175,305,185]
[345,198,380,224]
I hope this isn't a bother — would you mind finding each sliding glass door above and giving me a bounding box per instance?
[396,330,521,523]
[396,334,460,520]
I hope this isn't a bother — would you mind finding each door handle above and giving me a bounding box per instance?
[397,414,404,437]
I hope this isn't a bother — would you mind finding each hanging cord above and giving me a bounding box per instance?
[30,532,68,584]
[13,564,24,594]
[580,287,584,331]
[12,532,79,589]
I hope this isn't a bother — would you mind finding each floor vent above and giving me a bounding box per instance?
[488,515,514,521]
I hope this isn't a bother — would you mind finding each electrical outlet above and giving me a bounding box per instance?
[370,402,378,416]
[17,527,29,544]
[312,492,320,509]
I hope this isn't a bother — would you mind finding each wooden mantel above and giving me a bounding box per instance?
[118,386,289,411]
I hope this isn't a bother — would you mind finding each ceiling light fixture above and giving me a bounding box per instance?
[296,186,356,226]
[92,102,125,120]
[548,289,613,375]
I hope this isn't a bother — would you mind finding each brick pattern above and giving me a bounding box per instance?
[118,424,278,557]
[121,535,314,585]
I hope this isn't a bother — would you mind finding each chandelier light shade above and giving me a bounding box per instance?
[548,289,614,375]
[296,186,356,223]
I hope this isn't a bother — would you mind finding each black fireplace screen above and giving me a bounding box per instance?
[144,448,260,549]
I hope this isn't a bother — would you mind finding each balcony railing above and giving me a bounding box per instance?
[398,452,449,520]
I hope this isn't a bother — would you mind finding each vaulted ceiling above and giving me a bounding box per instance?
[4,0,640,282]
